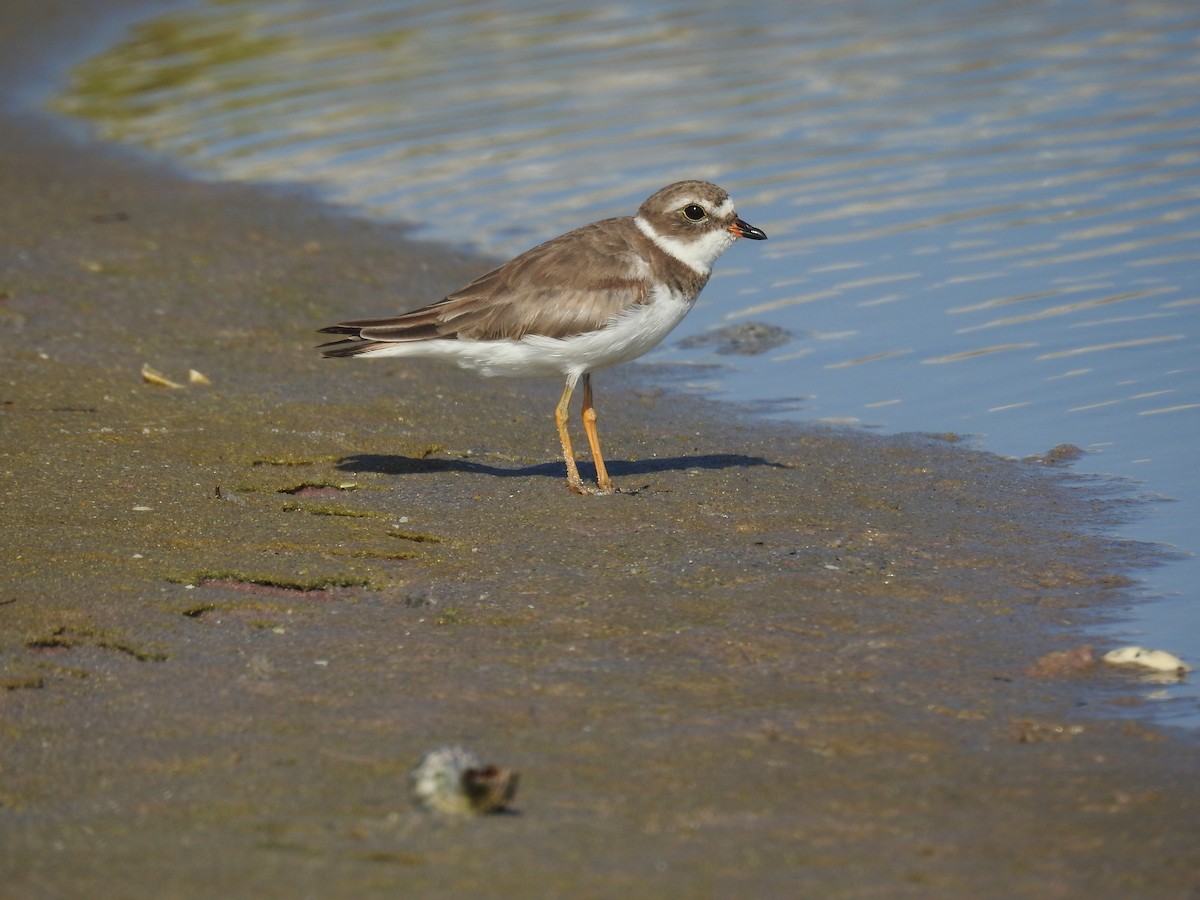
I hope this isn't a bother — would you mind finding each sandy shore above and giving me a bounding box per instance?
[3,1,1199,896]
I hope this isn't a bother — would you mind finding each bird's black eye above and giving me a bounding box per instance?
[682,203,707,221]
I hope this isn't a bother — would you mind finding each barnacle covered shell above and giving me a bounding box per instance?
[408,745,518,816]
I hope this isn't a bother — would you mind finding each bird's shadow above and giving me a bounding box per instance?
[335,452,788,484]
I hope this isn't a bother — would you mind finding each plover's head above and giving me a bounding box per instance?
[634,180,768,274]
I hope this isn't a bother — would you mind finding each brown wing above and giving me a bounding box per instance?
[318,217,652,345]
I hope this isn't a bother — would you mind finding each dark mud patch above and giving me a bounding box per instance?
[277,482,356,498]
[677,321,795,355]
[248,456,334,467]
[279,501,381,518]
[25,627,169,662]
[186,573,372,596]
[389,530,445,544]
[2,674,47,691]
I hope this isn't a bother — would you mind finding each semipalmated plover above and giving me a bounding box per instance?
[319,180,767,494]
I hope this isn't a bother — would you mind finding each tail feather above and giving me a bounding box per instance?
[318,337,390,358]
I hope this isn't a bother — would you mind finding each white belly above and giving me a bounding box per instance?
[360,287,697,379]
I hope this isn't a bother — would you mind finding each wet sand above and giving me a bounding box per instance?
[3,2,1199,896]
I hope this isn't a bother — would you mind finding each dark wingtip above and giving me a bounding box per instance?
[317,337,369,357]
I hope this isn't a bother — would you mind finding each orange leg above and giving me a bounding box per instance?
[581,374,614,494]
[555,376,588,494]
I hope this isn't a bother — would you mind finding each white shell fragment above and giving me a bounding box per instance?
[1102,646,1190,675]
[141,364,211,387]
[140,363,185,388]
[408,745,518,816]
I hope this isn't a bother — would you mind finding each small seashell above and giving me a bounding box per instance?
[188,369,212,385]
[408,745,518,816]
[141,363,184,389]
[1102,646,1190,674]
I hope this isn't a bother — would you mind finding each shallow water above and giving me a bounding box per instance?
[53,0,1200,725]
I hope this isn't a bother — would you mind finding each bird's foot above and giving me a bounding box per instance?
[567,479,618,496]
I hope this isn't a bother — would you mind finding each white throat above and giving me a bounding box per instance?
[634,216,734,276]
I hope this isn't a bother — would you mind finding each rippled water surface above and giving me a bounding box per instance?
[54,0,1200,724]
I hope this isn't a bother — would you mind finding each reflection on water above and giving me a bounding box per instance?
[55,0,1200,723]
